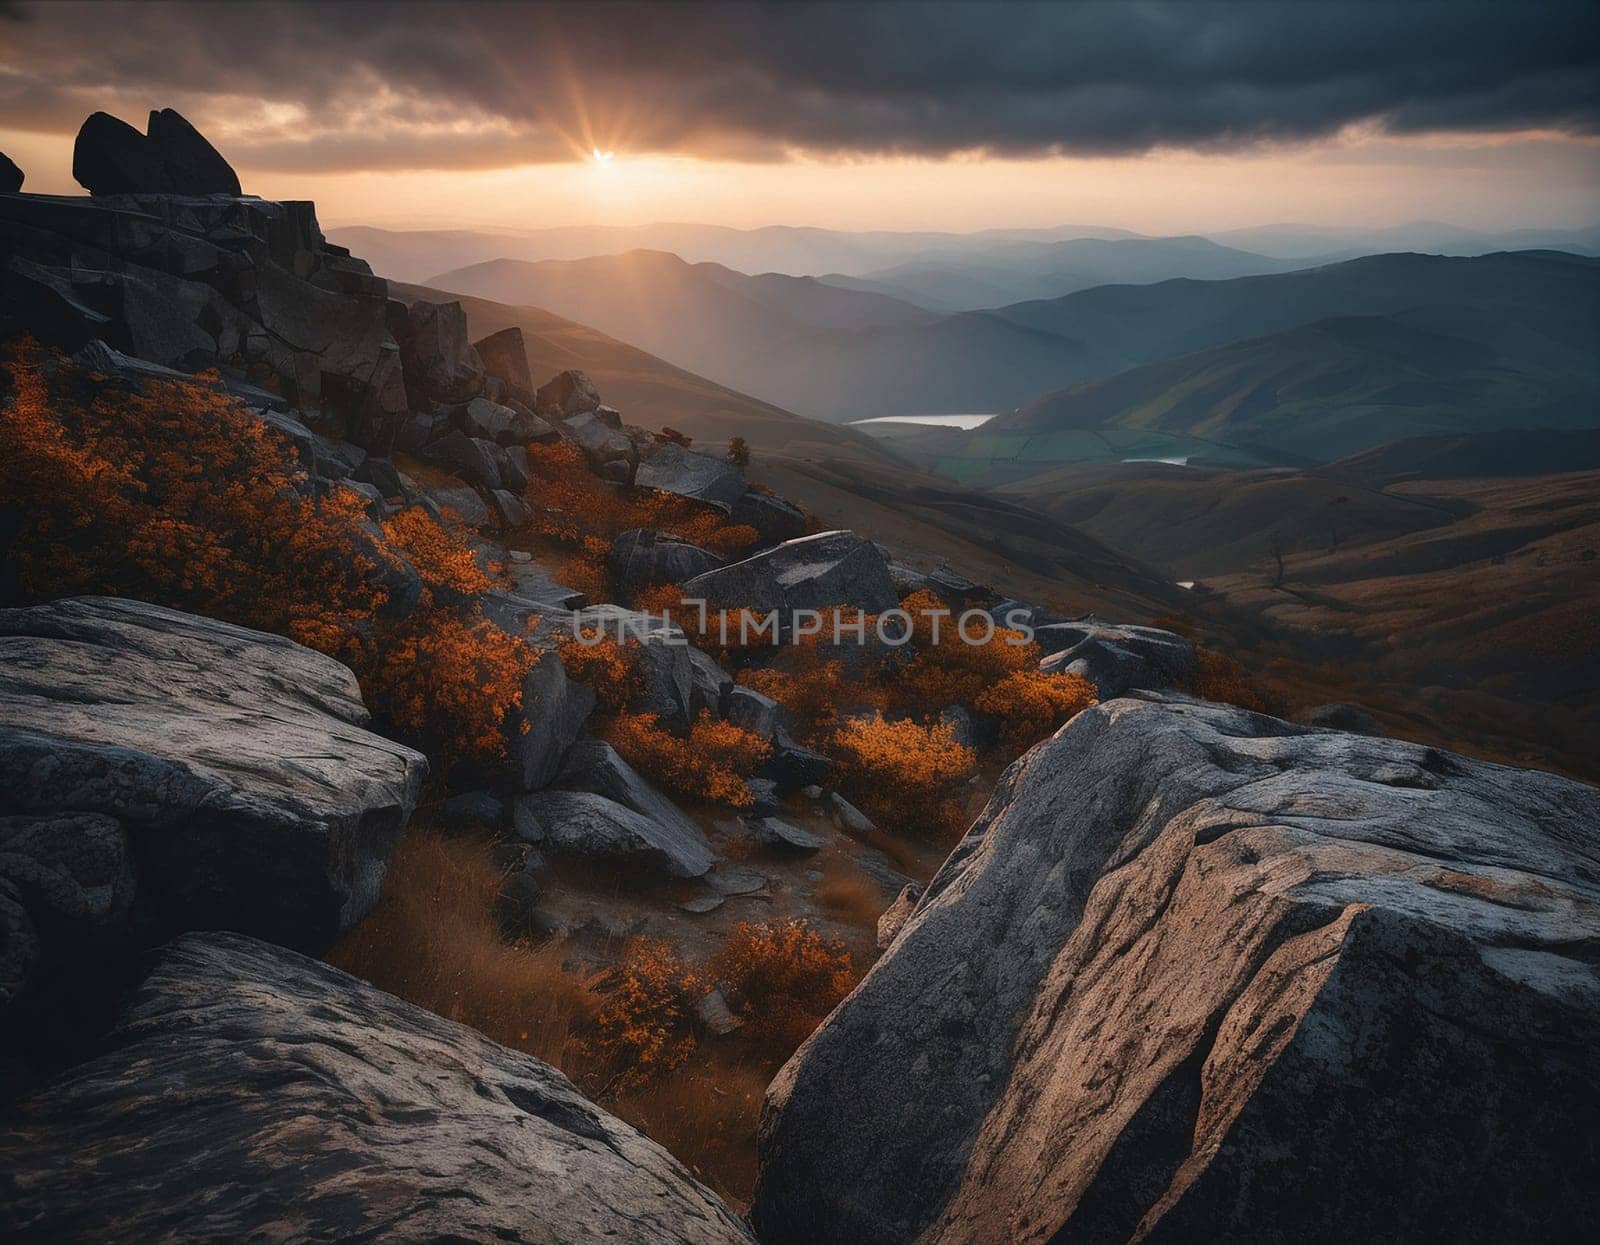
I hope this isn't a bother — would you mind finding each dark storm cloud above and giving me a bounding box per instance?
[2,0,1596,169]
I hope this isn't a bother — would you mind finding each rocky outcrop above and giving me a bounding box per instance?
[73,109,240,196]
[1036,620,1197,697]
[0,152,22,194]
[684,530,899,619]
[0,932,753,1243]
[0,181,408,449]
[0,597,426,974]
[636,442,749,511]
[752,696,1600,1244]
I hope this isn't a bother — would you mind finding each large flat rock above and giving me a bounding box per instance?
[0,597,426,955]
[0,932,754,1244]
[683,529,898,618]
[752,695,1600,1244]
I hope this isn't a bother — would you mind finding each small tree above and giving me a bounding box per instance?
[727,436,751,469]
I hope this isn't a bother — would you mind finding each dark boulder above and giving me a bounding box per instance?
[610,528,725,589]
[683,530,899,619]
[1036,620,1197,698]
[635,443,748,511]
[746,817,824,853]
[0,598,426,962]
[473,326,534,397]
[752,696,1600,1245]
[553,740,714,869]
[535,368,603,419]
[72,111,173,195]
[420,429,503,491]
[731,489,808,545]
[146,108,241,195]
[0,151,22,193]
[512,648,595,791]
[764,730,832,794]
[403,300,485,404]
[513,790,714,879]
[0,933,755,1243]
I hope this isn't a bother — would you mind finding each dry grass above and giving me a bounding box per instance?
[331,828,863,1210]
[327,830,598,1065]
[814,856,884,928]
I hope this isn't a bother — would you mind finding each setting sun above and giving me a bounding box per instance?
[591,147,615,165]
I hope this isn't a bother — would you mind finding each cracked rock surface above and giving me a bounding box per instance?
[752,695,1600,1244]
[0,932,754,1244]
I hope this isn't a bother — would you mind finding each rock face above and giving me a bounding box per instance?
[752,696,1600,1244]
[402,299,486,403]
[684,530,899,618]
[635,442,749,511]
[1036,620,1197,697]
[0,177,408,449]
[0,932,754,1243]
[0,597,426,966]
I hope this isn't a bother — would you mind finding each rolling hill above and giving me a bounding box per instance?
[817,235,1304,312]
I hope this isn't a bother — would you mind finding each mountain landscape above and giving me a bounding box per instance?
[428,247,1600,430]
[1,4,1597,1242]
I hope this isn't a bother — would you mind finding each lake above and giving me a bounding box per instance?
[850,413,996,430]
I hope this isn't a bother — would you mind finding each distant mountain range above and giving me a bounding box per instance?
[430,248,1598,443]
[330,217,1599,288]
[816,235,1309,312]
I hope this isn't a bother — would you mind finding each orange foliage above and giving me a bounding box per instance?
[830,715,975,838]
[382,505,493,596]
[523,441,757,556]
[1188,647,1275,714]
[606,710,771,808]
[709,920,854,1048]
[587,937,706,1091]
[973,669,1097,749]
[556,630,643,711]
[0,340,531,768]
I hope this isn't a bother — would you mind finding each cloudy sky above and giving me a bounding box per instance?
[1,0,1596,232]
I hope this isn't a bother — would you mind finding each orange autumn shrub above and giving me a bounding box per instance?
[830,715,975,838]
[587,937,705,1090]
[0,340,531,768]
[382,505,493,596]
[556,630,643,711]
[1188,646,1275,714]
[523,441,758,555]
[606,710,770,808]
[887,589,1037,712]
[973,669,1097,749]
[709,920,854,1049]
